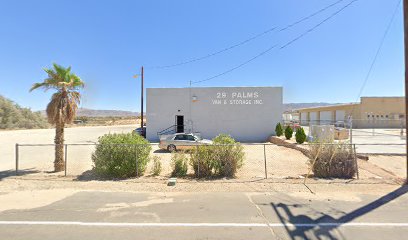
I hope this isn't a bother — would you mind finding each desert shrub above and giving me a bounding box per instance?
[171,152,188,177]
[309,143,356,179]
[275,122,283,137]
[0,95,49,129]
[212,134,244,177]
[284,126,293,140]
[92,133,151,178]
[190,134,244,178]
[190,146,215,178]
[151,156,162,176]
[295,127,307,144]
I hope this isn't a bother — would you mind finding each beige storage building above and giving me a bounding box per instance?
[297,97,405,128]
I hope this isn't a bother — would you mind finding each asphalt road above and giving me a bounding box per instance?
[1,187,407,240]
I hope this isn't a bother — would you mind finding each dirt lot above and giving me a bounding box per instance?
[0,126,405,185]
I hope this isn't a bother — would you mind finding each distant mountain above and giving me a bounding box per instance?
[36,104,340,117]
[0,95,49,129]
[283,103,342,112]
[75,108,140,117]
[40,108,140,117]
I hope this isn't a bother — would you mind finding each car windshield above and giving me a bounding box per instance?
[194,135,202,140]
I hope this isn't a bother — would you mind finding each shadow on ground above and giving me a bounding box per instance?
[271,185,408,240]
[0,168,41,181]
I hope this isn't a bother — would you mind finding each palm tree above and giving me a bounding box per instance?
[30,63,84,172]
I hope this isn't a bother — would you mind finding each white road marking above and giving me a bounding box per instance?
[0,221,408,228]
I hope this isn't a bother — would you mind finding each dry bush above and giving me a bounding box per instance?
[171,152,188,177]
[151,156,162,176]
[190,134,244,178]
[309,143,356,179]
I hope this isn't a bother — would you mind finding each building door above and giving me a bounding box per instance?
[175,115,184,133]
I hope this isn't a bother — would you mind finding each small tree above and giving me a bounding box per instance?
[92,133,151,178]
[295,127,307,144]
[285,126,293,140]
[30,63,84,172]
[275,122,283,137]
[171,152,188,177]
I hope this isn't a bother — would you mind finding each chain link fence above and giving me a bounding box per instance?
[15,143,361,181]
[285,119,406,154]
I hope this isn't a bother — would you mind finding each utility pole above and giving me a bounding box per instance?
[133,67,145,137]
[141,66,144,132]
[404,0,408,183]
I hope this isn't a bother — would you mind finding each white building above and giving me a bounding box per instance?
[146,86,283,142]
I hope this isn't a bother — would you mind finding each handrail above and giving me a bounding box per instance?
[157,125,185,136]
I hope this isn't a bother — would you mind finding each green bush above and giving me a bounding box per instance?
[190,134,244,178]
[190,146,215,178]
[171,152,188,177]
[275,122,283,137]
[309,143,356,179]
[151,156,162,176]
[92,133,151,178]
[295,127,307,144]
[0,95,49,129]
[284,126,293,140]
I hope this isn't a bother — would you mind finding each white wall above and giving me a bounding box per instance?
[310,112,318,122]
[147,87,283,142]
[336,110,345,121]
[320,111,332,122]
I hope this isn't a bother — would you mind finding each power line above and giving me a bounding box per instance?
[354,0,401,102]
[192,0,358,85]
[348,0,401,122]
[280,0,358,50]
[192,44,279,84]
[152,0,346,69]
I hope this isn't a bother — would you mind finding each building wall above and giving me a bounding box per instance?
[320,111,332,121]
[297,97,405,128]
[147,87,283,142]
[357,97,405,128]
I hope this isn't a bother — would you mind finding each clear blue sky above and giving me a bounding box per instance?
[0,0,404,112]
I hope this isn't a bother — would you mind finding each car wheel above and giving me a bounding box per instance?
[167,144,176,152]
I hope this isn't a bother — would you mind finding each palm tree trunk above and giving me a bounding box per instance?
[54,114,65,172]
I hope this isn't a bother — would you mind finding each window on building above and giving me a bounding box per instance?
[385,115,389,118]
[376,115,379,118]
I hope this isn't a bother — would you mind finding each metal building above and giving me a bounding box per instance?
[146,86,283,142]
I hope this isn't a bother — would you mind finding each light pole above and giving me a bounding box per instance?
[133,66,144,136]
[404,0,408,183]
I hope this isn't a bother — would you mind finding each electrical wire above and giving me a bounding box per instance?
[192,0,358,85]
[152,0,346,69]
[354,0,401,102]
[346,0,401,122]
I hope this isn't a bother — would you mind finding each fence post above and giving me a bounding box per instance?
[135,144,139,177]
[15,143,19,175]
[353,144,359,179]
[349,116,353,145]
[263,144,267,179]
[64,144,68,177]
[196,145,199,178]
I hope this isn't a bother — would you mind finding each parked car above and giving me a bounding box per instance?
[133,127,146,137]
[159,133,212,152]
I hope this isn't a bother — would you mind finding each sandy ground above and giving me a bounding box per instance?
[367,155,406,179]
[0,126,404,185]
